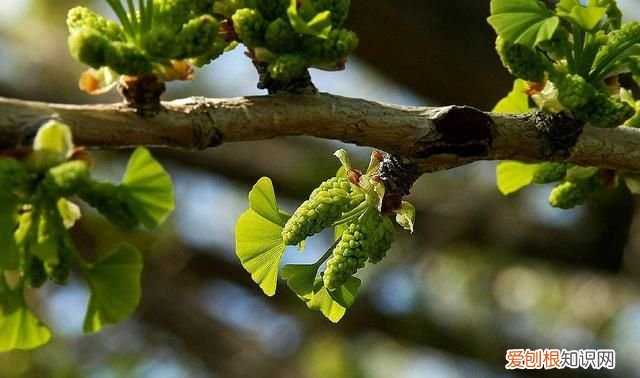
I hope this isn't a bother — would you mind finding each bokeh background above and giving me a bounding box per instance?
[2,1,640,377]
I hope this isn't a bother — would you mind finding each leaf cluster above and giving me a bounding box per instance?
[490,0,640,208]
[0,121,174,351]
[235,150,414,322]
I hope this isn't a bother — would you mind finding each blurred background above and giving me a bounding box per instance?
[2,0,640,377]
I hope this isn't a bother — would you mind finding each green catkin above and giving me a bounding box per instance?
[67,6,124,40]
[255,0,289,20]
[265,18,300,53]
[232,8,266,48]
[556,74,596,109]
[495,37,548,82]
[366,216,395,264]
[323,209,394,290]
[268,54,308,81]
[307,28,358,63]
[68,27,113,69]
[572,92,634,128]
[548,171,603,209]
[323,218,368,291]
[532,163,568,184]
[281,177,363,246]
[173,15,220,59]
[105,42,153,76]
[78,181,139,229]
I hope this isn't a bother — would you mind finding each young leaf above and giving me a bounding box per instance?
[57,198,82,229]
[496,161,541,195]
[488,0,559,48]
[120,147,174,229]
[327,276,361,309]
[306,277,361,322]
[0,201,19,270]
[306,278,346,323]
[235,178,288,296]
[556,0,607,31]
[395,201,415,233]
[83,243,143,333]
[0,286,51,351]
[249,177,287,226]
[281,264,319,300]
[493,79,531,113]
[287,0,332,39]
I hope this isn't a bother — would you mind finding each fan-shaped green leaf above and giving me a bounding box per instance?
[488,0,559,47]
[120,147,174,229]
[497,161,541,195]
[83,243,143,333]
[0,288,51,351]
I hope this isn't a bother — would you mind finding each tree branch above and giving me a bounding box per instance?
[2,94,640,173]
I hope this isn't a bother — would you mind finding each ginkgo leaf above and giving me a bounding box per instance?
[0,288,51,351]
[281,264,319,300]
[83,243,143,333]
[306,279,346,323]
[395,201,415,233]
[249,177,286,226]
[496,161,541,195]
[488,0,559,47]
[327,276,361,309]
[493,79,531,114]
[235,178,288,296]
[120,147,174,229]
[556,0,607,31]
[306,277,361,322]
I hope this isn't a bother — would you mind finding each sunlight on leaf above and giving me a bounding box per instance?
[556,0,607,31]
[121,147,174,229]
[493,79,531,113]
[488,0,559,47]
[497,161,541,195]
[0,289,51,351]
[236,178,288,296]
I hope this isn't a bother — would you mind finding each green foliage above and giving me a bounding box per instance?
[67,1,228,79]
[281,176,363,246]
[235,150,413,322]
[491,0,640,205]
[0,279,51,352]
[493,79,532,114]
[235,177,288,296]
[548,167,603,208]
[226,0,358,82]
[0,121,174,351]
[488,0,559,48]
[84,244,143,333]
[495,37,550,82]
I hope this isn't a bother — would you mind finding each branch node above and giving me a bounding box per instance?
[252,60,318,95]
[377,153,420,214]
[532,110,583,159]
[117,75,166,118]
